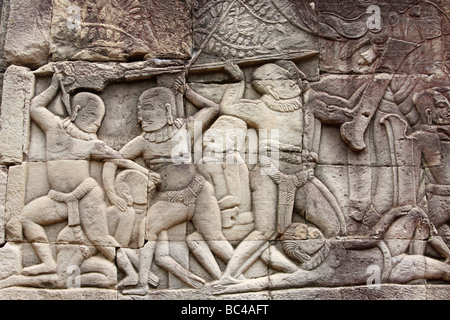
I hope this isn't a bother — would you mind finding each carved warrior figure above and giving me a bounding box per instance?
[103,84,234,294]
[215,206,450,295]
[107,169,149,249]
[198,115,254,243]
[182,115,256,279]
[16,72,147,288]
[410,87,450,259]
[182,60,367,287]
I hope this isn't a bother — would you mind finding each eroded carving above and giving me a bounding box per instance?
[51,0,192,61]
[1,0,450,301]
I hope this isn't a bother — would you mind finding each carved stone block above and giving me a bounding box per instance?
[0,0,10,73]
[0,66,32,165]
[2,0,450,302]
[50,0,192,62]
[0,166,7,245]
[3,0,52,67]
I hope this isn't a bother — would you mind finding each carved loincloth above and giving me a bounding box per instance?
[159,174,205,206]
[47,177,99,227]
[47,177,100,257]
[260,139,304,165]
[260,156,309,234]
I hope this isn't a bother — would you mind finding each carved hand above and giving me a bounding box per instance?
[303,150,318,164]
[218,195,240,211]
[305,168,315,182]
[224,61,244,81]
[110,193,128,212]
[173,77,186,94]
[294,169,314,189]
[80,245,92,259]
[327,105,354,118]
[390,205,412,218]
[51,72,64,88]
[149,172,161,186]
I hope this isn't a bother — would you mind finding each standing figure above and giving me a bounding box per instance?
[103,83,234,294]
[185,115,255,280]
[19,71,146,287]
[192,60,367,286]
[410,87,450,261]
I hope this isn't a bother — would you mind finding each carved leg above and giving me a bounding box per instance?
[295,181,342,238]
[155,231,205,289]
[186,231,222,280]
[117,248,139,288]
[260,245,298,273]
[216,169,277,286]
[21,196,67,276]
[80,256,117,289]
[123,201,190,295]
[192,181,234,263]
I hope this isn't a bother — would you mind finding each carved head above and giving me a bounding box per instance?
[71,92,106,134]
[137,87,177,132]
[432,91,450,125]
[114,182,133,207]
[281,223,329,270]
[203,116,248,158]
[251,63,305,100]
[413,88,450,126]
[115,169,149,206]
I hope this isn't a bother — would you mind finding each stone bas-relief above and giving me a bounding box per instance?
[50,0,192,62]
[1,0,450,300]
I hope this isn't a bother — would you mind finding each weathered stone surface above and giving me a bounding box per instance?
[0,0,11,73]
[0,166,7,245]
[1,0,450,302]
[0,287,117,300]
[0,243,21,281]
[318,1,448,75]
[3,0,52,67]
[4,163,27,242]
[50,0,192,62]
[0,65,33,165]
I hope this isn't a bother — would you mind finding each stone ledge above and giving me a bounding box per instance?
[1,284,448,300]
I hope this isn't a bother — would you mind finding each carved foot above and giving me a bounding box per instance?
[22,262,57,276]
[186,274,206,289]
[211,275,243,295]
[118,272,139,288]
[122,285,149,296]
[148,271,160,288]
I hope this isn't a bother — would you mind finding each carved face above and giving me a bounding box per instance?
[203,116,247,160]
[282,224,325,264]
[139,98,171,132]
[73,103,105,134]
[432,92,450,124]
[203,129,225,161]
[267,79,302,100]
[138,89,176,133]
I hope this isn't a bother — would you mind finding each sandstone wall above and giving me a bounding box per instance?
[0,0,450,301]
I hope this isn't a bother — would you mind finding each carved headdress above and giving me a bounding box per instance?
[251,61,306,82]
